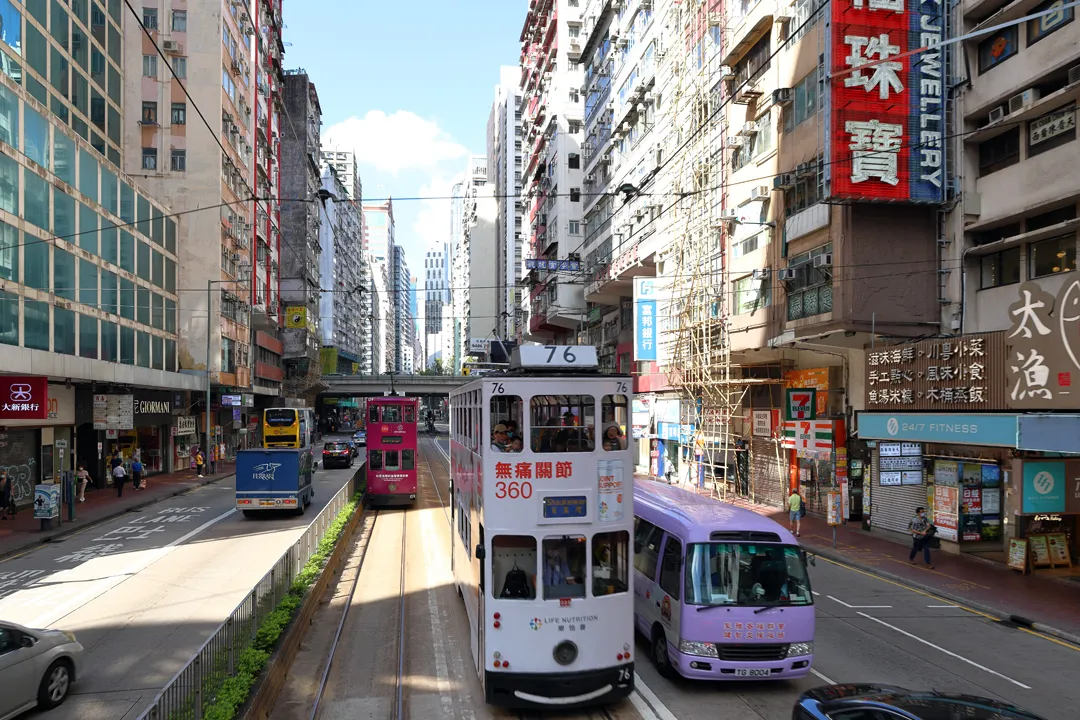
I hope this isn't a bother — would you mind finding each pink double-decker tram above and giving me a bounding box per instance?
[365,395,419,506]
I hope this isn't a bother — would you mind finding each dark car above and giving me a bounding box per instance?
[794,684,1047,719]
[322,441,353,469]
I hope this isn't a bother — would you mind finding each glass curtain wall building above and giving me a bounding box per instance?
[0,0,183,374]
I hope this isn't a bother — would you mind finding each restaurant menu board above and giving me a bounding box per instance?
[1047,534,1072,566]
[933,485,959,541]
[1029,535,1052,567]
[1008,538,1028,573]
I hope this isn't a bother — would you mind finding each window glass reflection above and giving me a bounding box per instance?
[0,289,17,346]
[23,167,49,230]
[24,299,49,350]
[24,105,50,168]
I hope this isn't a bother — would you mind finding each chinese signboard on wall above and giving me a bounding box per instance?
[828,0,946,203]
[1004,280,1080,410]
[633,278,658,362]
[0,377,49,421]
[865,333,1007,409]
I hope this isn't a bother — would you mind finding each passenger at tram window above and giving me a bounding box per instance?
[508,437,524,452]
[551,429,569,452]
[542,537,586,599]
[602,424,627,451]
[593,531,630,595]
[505,419,519,438]
[491,423,510,451]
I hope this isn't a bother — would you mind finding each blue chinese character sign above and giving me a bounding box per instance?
[633,278,657,362]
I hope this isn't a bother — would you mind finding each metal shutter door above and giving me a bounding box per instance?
[750,438,786,508]
[871,449,926,534]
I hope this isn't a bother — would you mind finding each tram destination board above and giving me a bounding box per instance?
[381,436,403,444]
[512,344,600,369]
[543,496,588,518]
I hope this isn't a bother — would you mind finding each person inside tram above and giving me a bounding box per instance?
[508,437,524,452]
[551,430,569,453]
[491,424,510,451]
[603,424,627,451]
[505,420,519,439]
[543,545,580,588]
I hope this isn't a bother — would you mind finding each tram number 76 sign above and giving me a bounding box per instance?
[786,389,817,420]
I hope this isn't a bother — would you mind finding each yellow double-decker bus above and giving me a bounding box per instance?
[261,407,317,449]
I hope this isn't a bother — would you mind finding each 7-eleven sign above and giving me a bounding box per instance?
[786,388,817,420]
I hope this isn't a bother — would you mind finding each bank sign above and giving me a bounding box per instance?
[828,0,946,203]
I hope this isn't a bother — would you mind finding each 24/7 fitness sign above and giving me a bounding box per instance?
[786,388,817,420]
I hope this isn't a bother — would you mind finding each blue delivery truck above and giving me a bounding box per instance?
[235,448,314,517]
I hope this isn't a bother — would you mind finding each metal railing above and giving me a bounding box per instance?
[138,474,360,720]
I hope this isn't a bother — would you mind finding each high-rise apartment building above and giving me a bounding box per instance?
[124,0,285,401]
[487,66,525,343]
[0,0,203,503]
[452,156,489,364]
[317,165,364,373]
[321,148,361,200]
[518,0,586,344]
[390,243,410,372]
[423,241,451,369]
[363,199,394,374]
[280,70,322,396]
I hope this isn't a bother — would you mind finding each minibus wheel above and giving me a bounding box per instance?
[651,627,678,680]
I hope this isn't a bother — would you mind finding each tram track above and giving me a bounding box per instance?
[306,506,410,720]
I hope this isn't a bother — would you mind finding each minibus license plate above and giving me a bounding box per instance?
[734,669,771,677]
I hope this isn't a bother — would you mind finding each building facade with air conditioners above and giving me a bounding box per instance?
[317,165,364,375]
[452,156,489,365]
[945,2,1080,337]
[519,0,588,344]
[363,199,394,374]
[577,0,666,375]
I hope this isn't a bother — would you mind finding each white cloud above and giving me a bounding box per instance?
[323,110,468,177]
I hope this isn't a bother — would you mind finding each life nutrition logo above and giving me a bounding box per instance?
[0,377,49,421]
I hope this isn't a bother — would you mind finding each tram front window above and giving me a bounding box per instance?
[383,405,401,423]
[542,536,586,599]
[601,395,629,451]
[492,535,537,599]
[592,530,630,596]
[530,395,596,452]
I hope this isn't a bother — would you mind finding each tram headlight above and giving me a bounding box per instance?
[553,640,578,666]
[787,642,813,658]
[679,640,719,658]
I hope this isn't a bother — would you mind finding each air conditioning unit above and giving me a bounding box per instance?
[752,268,770,280]
[1069,64,1080,86]
[778,268,800,281]
[987,105,1007,124]
[719,65,733,77]
[617,38,629,49]
[718,211,740,222]
[1008,88,1040,113]
[773,173,795,190]
[727,136,744,147]
[601,153,611,162]
[773,88,793,106]
[163,40,181,53]
[742,121,759,134]
[643,91,655,103]
[813,253,833,268]
[750,185,770,201]
[586,173,595,182]
[231,59,241,73]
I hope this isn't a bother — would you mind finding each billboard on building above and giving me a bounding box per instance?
[828,0,946,203]
[633,278,658,362]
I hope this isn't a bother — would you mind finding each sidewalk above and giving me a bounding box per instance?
[0,462,236,562]
[636,474,1080,645]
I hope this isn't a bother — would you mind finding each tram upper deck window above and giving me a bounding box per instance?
[530,395,595,453]
[542,535,587,599]
[601,394,629,451]
[369,405,379,424]
[403,404,415,423]
[382,405,402,423]
[491,394,523,453]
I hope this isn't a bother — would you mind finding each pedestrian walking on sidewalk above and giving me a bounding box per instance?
[209,444,217,475]
[0,470,14,519]
[195,449,205,478]
[131,457,143,491]
[788,489,804,537]
[76,464,90,501]
[908,506,935,569]
[113,462,128,497]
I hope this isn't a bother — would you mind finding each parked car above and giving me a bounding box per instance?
[0,621,84,719]
[353,429,366,446]
[322,441,353,469]
[793,684,1047,719]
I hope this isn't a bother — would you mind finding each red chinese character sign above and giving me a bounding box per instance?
[829,0,946,203]
[0,377,49,420]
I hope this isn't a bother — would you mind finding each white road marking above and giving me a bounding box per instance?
[810,667,836,685]
[420,506,459,720]
[827,595,893,609]
[812,590,821,596]
[633,674,680,720]
[21,508,235,628]
[629,689,661,720]
[856,612,1031,689]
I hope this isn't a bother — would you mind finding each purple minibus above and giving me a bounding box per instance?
[633,481,815,681]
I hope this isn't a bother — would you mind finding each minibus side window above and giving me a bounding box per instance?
[633,521,663,580]
[659,537,682,601]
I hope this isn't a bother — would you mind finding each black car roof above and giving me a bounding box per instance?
[803,685,1046,720]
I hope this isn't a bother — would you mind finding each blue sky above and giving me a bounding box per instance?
[282,1,525,279]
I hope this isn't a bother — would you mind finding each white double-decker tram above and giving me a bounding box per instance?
[449,345,636,710]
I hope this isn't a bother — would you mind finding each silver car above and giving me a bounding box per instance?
[0,621,84,719]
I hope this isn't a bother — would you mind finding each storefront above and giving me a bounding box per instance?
[652,397,681,480]
[1,382,75,508]
[781,368,846,514]
[631,395,653,474]
[174,416,198,470]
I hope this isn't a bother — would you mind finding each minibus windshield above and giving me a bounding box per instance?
[684,543,812,608]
